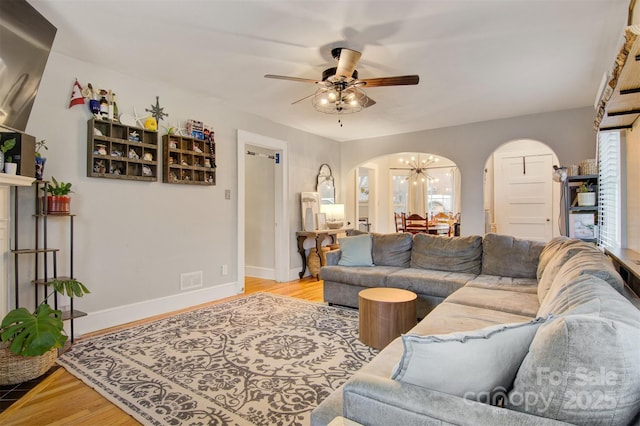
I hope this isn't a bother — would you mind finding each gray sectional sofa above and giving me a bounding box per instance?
[312,233,640,426]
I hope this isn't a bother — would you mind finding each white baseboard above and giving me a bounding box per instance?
[74,281,241,337]
[288,267,311,281]
[245,266,275,280]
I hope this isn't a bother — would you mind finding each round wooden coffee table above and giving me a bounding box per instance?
[358,288,417,350]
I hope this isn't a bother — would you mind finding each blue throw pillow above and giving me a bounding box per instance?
[338,234,374,267]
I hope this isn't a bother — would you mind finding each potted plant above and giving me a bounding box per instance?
[35,139,48,180]
[42,176,73,213]
[1,138,16,174]
[576,182,596,207]
[0,278,89,385]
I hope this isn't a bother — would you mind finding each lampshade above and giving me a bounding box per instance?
[320,204,345,228]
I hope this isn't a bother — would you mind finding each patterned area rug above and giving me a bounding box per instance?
[57,293,377,425]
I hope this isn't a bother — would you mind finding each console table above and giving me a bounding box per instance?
[295,229,349,279]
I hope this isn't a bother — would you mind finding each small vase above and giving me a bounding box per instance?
[4,163,17,175]
[304,207,315,231]
[47,195,71,214]
[35,157,46,180]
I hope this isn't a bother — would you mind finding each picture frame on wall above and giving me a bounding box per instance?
[569,213,596,240]
[301,192,320,231]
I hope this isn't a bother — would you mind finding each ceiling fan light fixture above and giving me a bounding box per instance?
[312,86,368,114]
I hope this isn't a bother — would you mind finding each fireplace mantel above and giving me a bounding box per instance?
[0,174,35,317]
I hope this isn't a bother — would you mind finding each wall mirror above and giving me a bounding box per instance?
[316,163,335,204]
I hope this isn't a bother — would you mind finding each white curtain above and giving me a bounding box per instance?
[408,179,427,215]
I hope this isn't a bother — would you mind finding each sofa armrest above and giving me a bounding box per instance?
[343,374,572,426]
[325,249,342,266]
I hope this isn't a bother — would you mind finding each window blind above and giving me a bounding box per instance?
[598,131,621,249]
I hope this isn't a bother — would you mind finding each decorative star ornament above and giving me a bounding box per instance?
[146,96,168,123]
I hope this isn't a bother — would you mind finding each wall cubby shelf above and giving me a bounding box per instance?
[87,118,158,181]
[162,134,216,185]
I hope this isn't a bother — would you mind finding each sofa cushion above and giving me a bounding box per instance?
[481,233,544,278]
[466,274,538,294]
[539,250,625,312]
[508,301,640,424]
[338,233,374,267]
[539,274,637,320]
[391,316,550,399]
[372,232,413,267]
[320,265,404,288]
[537,236,583,280]
[410,234,483,274]
[386,268,475,299]
[445,285,540,317]
[537,241,601,303]
[411,301,534,336]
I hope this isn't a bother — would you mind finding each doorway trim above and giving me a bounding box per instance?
[237,130,289,287]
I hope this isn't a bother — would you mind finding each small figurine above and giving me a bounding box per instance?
[204,159,211,168]
[144,117,157,131]
[143,152,153,161]
[142,165,152,176]
[181,160,188,166]
[169,140,178,149]
[128,131,140,142]
[168,157,174,165]
[170,171,178,182]
[193,142,203,153]
[111,150,123,157]
[94,160,106,174]
[128,149,139,159]
[94,144,107,156]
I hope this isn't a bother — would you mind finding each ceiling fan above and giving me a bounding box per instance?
[264,47,419,115]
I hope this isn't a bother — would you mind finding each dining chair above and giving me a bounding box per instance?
[404,213,428,234]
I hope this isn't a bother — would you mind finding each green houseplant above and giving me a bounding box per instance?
[576,182,596,207]
[1,137,16,173]
[42,176,73,213]
[0,278,89,384]
[35,139,48,180]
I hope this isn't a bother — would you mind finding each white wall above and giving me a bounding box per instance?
[19,51,339,333]
[340,107,598,236]
[626,120,640,251]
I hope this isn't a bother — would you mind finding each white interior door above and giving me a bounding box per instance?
[494,153,553,241]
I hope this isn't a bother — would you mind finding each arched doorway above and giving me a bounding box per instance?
[350,152,460,233]
[483,139,561,241]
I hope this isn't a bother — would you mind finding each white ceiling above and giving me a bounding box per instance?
[32,0,630,142]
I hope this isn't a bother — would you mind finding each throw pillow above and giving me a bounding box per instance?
[391,316,551,401]
[508,313,640,425]
[337,233,374,267]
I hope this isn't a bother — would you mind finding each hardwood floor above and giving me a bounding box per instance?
[0,277,323,426]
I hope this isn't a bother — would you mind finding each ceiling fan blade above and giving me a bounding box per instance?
[359,75,420,87]
[335,48,361,80]
[264,74,320,84]
[291,92,316,105]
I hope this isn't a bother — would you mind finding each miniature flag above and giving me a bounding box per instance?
[69,79,84,108]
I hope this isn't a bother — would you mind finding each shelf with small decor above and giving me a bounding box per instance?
[564,174,599,243]
[87,118,158,181]
[162,134,216,185]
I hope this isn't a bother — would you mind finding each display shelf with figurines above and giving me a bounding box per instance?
[87,118,158,181]
[162,131,216,185]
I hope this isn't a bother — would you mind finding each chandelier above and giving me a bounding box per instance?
[312,83,369,114]
[398,155,440,185]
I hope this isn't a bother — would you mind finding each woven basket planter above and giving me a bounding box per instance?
[0,343,57,385]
